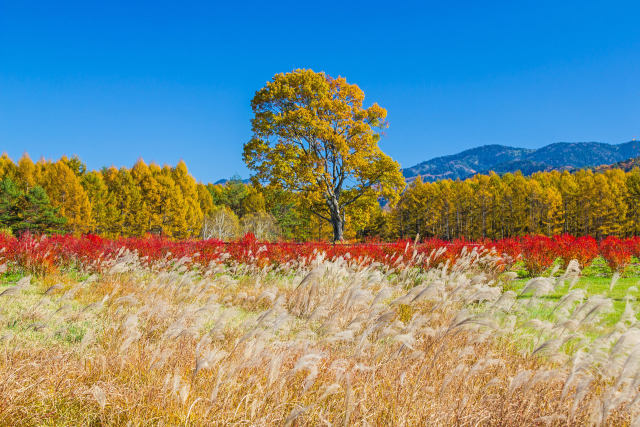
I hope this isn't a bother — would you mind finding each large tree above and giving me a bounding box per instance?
[243,69,404,241]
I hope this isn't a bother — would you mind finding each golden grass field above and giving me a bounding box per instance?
[0,247,638,425]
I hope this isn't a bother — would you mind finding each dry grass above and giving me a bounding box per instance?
[0,250,638,425]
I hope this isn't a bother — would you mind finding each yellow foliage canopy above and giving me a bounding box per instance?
[243,69,404,241]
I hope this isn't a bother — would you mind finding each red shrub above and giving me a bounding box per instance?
[553,234,599,269]
[625,236,640,259]
[519,235,557,276]
[491,237,521,268]
[599,236,633,272]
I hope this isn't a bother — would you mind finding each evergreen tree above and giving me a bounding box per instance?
[0,178,66,234]
[0,178,21,226]
[263,186,313,240]
[211,176,249,216]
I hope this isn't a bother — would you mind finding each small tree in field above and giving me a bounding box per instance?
[202,206,239,240]
[243,69,404,241]
[241,211,280,241]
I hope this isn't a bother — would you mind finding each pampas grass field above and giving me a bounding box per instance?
[1,245,640,425]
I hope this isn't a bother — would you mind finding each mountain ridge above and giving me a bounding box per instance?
[403,140,640,181]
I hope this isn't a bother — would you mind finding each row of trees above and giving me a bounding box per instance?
[2,152,640,241]
[0,154,285,239]
[0,151,379,240]
[0,153,200,237]
[388,168,640,240]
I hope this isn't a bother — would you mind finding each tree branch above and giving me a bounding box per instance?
[307,207,331,222]
[340,172,385,208]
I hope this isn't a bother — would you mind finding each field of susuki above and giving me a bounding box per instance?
[2,233,640,425]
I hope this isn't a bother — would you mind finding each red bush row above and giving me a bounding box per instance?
[0,233,458,275]
[0,233,638,276]
[496,234,639,275]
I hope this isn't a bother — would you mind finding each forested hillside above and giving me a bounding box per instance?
[595,156,640,172]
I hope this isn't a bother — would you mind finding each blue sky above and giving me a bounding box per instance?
[1,0,639,183]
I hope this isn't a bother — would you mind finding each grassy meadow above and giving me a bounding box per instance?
[1,246,640,425]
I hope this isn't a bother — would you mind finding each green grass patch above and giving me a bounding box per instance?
[0,271,25,286]
[507,275,640,327]
[0,274,103,348]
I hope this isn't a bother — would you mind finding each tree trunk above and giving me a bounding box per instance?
[328,196,344,241]
[331,214,344,242]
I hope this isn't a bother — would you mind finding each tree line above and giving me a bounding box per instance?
[0,152,351,240]
[0,153,272,239]
[1,152,640,241]
[387,168,640,240]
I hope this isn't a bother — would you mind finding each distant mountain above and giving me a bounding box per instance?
[214,178,251,185]
[403,141,640,182]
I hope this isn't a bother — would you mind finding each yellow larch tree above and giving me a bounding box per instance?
[597,169,628,237]
[626,167,640,235]
[172,160,203,238]
[558,171,579,234]
[81,171,112,235]
[196,183,215,218]
[0,153,17,180]
[16,154,37,191]
[39,159,92,234]
[574,170,597,236]
[131,159,164,234]
[469,174,493,238]
[102,167,146,236]
[152,165,187,238]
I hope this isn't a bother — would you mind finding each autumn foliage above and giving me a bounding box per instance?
[5,149,640,243]
[552,234,600,268]
[599,235,634,272]
[0,232,637,276]
[244,69,404,241]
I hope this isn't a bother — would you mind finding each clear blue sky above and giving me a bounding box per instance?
[1,1,639,183]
